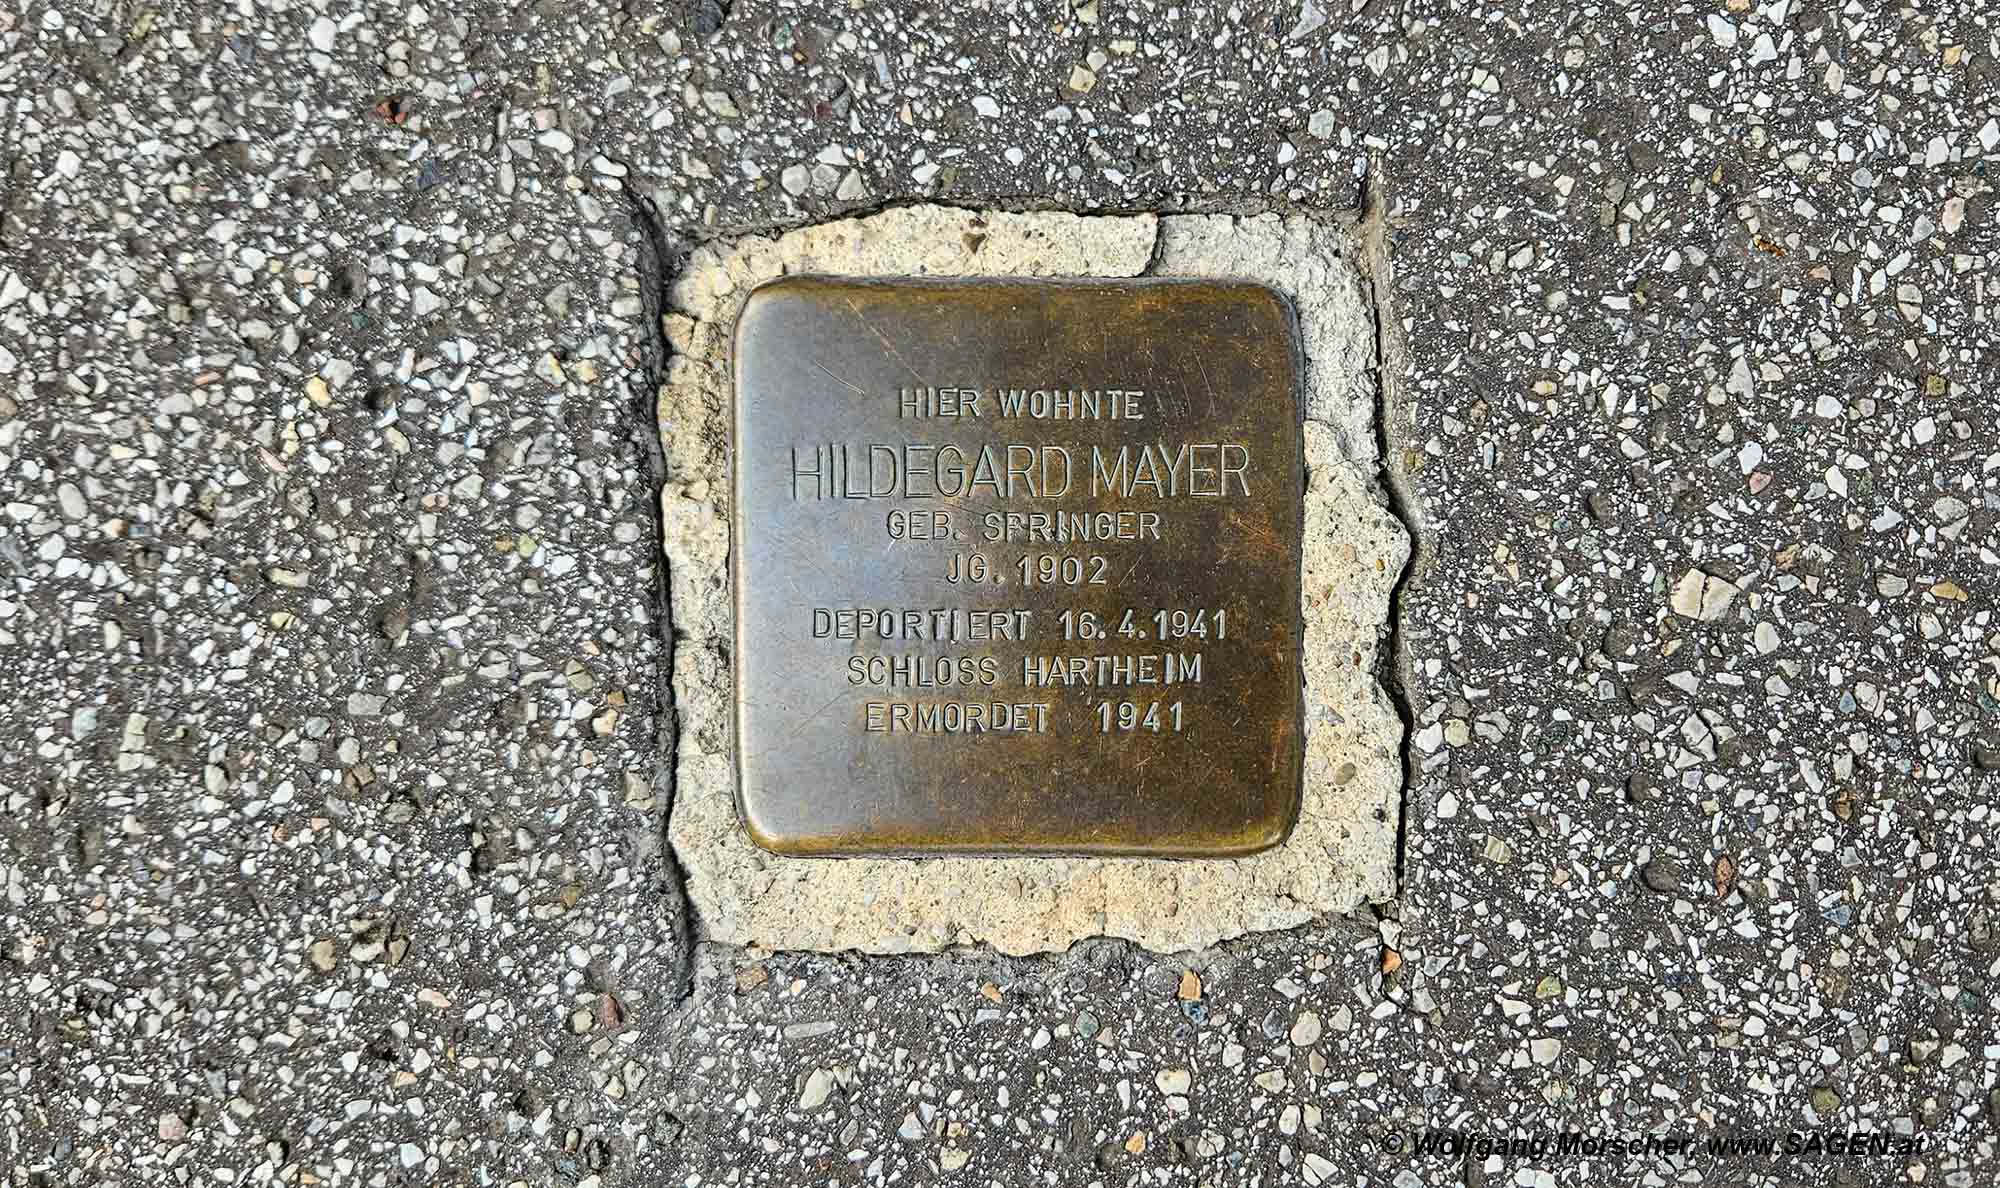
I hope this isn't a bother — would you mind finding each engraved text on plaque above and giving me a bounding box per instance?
[731,277,1304,856]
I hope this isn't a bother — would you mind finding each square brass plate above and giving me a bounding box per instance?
[731,277,1304,856]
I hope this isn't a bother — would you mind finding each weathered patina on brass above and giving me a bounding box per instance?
[731,276,1304,857]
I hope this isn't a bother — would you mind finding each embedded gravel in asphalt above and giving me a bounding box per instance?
[1,0,1995,1184]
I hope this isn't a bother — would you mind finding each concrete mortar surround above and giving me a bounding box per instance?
[658,205,1408,955]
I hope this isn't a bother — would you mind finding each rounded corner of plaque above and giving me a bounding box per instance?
[1235,813,1296,857]
[734,785,800,856]
[739,813,809,858]
[735,274,820,334]
[1229,279,1295,321]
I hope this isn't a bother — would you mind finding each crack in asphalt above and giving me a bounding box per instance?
[620,179,696,1005]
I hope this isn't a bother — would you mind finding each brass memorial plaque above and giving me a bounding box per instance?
[732,277,1304,856]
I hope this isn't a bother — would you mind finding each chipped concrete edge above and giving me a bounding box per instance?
[656,205,1409,956]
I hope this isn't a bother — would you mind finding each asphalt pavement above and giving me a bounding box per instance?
[1,0,1994,1184]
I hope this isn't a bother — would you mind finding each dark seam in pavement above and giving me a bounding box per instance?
[620,178,696,1004]
[1355,156,1428,907]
